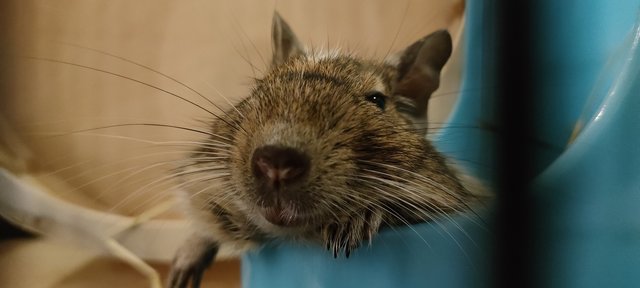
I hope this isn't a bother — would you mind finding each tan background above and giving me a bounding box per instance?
[0,1,464,287]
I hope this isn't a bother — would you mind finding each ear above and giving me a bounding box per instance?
[272,12,305,66]
[393,30,452,120]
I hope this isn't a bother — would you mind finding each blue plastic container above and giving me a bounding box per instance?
[531,3,640,287]
[242,1,640,287]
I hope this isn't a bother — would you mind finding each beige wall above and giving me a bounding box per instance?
[1,1,465,287]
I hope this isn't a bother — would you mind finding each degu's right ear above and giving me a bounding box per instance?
[271,12,305,67]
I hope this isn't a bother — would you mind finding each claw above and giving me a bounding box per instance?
[321,208,383,259]
[167,237,219,288]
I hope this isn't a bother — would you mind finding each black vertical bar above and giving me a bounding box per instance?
[493,1,536,287]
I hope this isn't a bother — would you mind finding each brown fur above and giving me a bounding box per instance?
[168,13,474,288]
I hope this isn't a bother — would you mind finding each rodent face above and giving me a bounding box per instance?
[233,56,430,228]
[181,14,470,242]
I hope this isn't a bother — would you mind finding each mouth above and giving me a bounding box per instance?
[258,202,307,227]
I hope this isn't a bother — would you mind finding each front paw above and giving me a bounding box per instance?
[167,236,219,288]
[322,209,383,258]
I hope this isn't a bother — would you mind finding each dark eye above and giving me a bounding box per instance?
[365,91,386,110]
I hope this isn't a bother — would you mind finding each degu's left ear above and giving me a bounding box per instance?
[271,12,305,67]
[392,30,452,120]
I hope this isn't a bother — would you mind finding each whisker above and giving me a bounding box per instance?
[381,1,412,61]
[186,173,232,200]
[339,181,435,250]
[130,173,231,215]
[51,41,234,117]
[38,122,232,143]
[358,160,490,229]
[201,81,246,120]
[361,173,480,246]
[354,175,474,264]
[62,132,236,153]
[231,14,267,70]
[227,12,264,78]
[21,56,244,135]
[45,151,228,207]
[108,165,229,213]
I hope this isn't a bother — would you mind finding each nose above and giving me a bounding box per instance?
[251,145,311,188]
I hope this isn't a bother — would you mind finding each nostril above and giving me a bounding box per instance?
[251,145,311,187]
[255,157,278,180]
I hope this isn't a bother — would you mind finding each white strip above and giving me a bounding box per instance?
[0,167,235,262]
